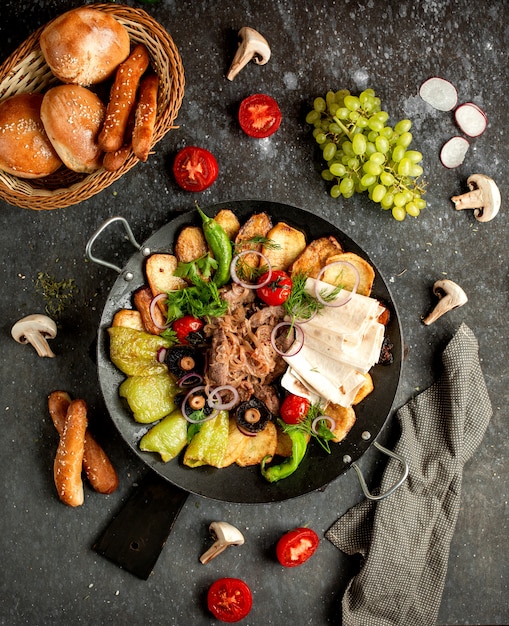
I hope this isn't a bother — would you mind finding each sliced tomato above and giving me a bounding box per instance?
[172,146,218,191]
[238,94,282,138]
[280,394,310,425]
[257,270,292,306]
[207,577,253,623]
[276,527,319,567]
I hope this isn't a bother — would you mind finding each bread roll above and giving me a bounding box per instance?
[40,7,131,86]
[41,85,105,173]
[0,93,62,179]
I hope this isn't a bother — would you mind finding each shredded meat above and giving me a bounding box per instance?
[204,285,287,410]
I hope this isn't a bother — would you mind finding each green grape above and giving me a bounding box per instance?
[306,110,321,125]
[393,192,407,207]
[315,132,327,145]
[394,119,412,134]
[380,171,395,186]
[339,178,354,195]
[322,169,335,181]
[329,162,346,177]
[365,142,377,157]
[380,126,394,139]
[369,151,386,165]
[368,117,384,132]
[375,136,390,153]
[326,91,336,107]
[397,131,413,148]
[323,142,337,161]
[352,133,367,155]
[349,110,360,122]
[381,192,395,209]
[414,198,426,210]
[329,122,343,134]
[409,164,423,178]
[314,97,326,112]
[328,102,339,116]
[367,130,379,142]
[372,184,387,203]
[397,158,412,177]
[362,160,382,176]
[392,145,406,162]
[344,95,361,110]
[405,150,423,163]
[374,111,389,124]
[355,116,369,128]
[392,206,407,221]
[360,173,377,187]
[335,89,349,103]
[405,202,420,217]
[330,184,341,198]
[336,107,349,120]
[347,157,360,170]
[342,141,354,157]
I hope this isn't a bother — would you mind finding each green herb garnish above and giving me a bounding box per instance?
[282,403,336,454]
[34,272,78,319]
[284,271,342,322]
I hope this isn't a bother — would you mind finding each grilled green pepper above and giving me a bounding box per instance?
[261,426,308,483]
[197,207,232,286]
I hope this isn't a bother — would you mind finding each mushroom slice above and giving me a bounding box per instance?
[200,521,245,564]
[227,27,271,81]
[451,173,500,222]
[422,279,468,325]
[11,314,57,357]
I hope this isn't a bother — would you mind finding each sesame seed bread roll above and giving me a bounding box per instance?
[41,85,106,173]
[0,93,62,179]
[40,7,131,86]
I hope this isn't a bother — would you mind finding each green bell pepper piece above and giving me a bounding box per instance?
[108,326,171,376]
[183,411,229,468]
[119,372,178,423]
[139,409,188,462]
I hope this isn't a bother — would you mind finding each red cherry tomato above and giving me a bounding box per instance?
[172,146,218,191]
[257,270,292,306]
[276,527,320,567]
[238,94,282,138]
[279,394,310,425]
[171,315,204,345]
[207,577,253,623]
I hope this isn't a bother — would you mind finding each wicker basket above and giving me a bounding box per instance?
[0,4,185,210]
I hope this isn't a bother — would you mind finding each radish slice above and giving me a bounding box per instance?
[419,77,458,111]
[440,136,470,168]
[454,102,488,137]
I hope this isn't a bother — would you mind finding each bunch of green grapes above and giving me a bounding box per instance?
[306,89,426,221]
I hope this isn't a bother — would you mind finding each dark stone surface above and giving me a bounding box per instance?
[0,1,507,624]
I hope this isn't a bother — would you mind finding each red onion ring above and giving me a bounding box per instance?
[157,347,168,363]
[315,261,360,307]
[270,322,304,357]
[177,372,204,388]
[237,424,257,437]
[230,251,272,289]
[311,415,336,435]
[149,293,170,329]
[207,385,240,411]
[181,385,219,423]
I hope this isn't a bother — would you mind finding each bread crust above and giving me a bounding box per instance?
[40,7,130,86]
[41,85,106,173]
[0,93,62,179]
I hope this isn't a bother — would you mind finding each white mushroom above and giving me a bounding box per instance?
[226,27,271,81]
[422,279,468,326]
[11,314,57,357]
[199,521,245,564]
[451,174,501,222]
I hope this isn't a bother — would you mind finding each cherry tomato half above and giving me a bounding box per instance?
[279,394,310,425]
[257,270,292,306]
[207,577,253,623]
[238,94,282,138]
[276,527,320,567]
[172,146,218,192]
[171,315,204,345]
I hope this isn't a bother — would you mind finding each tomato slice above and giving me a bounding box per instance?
[172,146,218,191]
[238,94,282,138]
[257,270,292,306]
[276,527,320,567]
[207,577,253,623]
[280,394,310,425]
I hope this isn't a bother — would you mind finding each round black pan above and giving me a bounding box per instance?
[96,200,403,503]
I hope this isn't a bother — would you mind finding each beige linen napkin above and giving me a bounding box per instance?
[326,323,492,626]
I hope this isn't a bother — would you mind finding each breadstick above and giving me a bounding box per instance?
[132,74,159,162]
[98,43,150,153]
[53,399,87,507]
[48,391,119,495]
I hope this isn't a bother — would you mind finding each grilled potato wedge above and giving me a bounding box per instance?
[218,418,249,468]
[214,209,241,240]
[322,252,375,296]
[261,222,307,271]
[353,373,374,405]
[289,235,343,277]
[146,253,187,312]
[174,225,208,263]
[112,308,145,331]
[323,403,357,443]
[234,212,273,273]
[235,421,278,467]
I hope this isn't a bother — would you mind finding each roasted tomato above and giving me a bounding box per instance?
[279,394,310,425]
[207,577,253,623]
[257,270,292,306]
[171,315,204,345]
[172,146,218,191]
[276,527,320,567]
[238,94,282,138]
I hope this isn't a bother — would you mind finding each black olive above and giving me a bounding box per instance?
[165,345,204,379]
[234,397,272,434]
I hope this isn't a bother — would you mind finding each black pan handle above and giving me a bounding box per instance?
[93,472,188,579]
[347,441,409,501]
[85,216,151,277]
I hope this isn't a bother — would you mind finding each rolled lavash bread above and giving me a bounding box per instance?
[0,92,62,178]
[40,7,131,86]
[41,85,106,173]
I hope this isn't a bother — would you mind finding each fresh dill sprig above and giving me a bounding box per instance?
[284,271,342,322]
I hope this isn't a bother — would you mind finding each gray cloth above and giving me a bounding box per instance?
[326,323,492,626]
